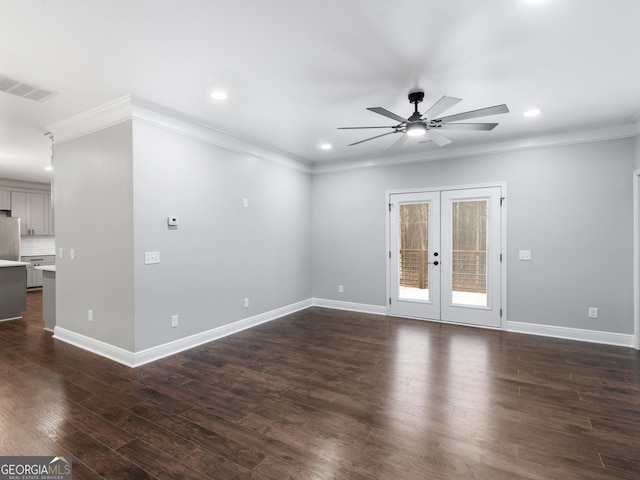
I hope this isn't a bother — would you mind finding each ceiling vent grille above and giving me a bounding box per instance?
[0,74,56,101]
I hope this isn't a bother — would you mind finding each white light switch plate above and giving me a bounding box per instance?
[144,251,160,264]
[519,250,532,260]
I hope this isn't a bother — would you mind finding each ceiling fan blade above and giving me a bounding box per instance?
[348,131,400,146]
[435,104,509,123]
[338,126,398,130]
[435,122,499,131]
[422,96,462,120]
[388,133,408,151]
[367,107,408,124]
[426,130,452,147]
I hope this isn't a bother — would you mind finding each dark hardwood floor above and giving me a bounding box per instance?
[1,291,640,479]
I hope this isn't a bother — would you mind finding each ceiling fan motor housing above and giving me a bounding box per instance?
[408,90,425,104]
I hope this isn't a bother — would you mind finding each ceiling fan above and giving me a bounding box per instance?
[338,88,509,149]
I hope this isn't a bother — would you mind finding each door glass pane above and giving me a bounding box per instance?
[398,203,430,301]
[451,199,488,306]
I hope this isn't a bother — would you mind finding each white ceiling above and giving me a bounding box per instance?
[1,0,640,184]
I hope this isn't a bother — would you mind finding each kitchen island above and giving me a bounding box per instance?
[0,259,28,321]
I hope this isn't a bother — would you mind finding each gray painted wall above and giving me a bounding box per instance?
[131,121,312,351]
[54,119,312,353]
[54,122,136,350]
[635,133,640,170]
[312,138,635,334]
[52,114,636,354]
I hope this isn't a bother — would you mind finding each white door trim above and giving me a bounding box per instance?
[385,182,508,329]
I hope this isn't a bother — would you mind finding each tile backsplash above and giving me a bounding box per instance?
[21,236,56,256]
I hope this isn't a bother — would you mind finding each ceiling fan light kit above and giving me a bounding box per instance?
[406,122,427,136]
[339,88,509,149]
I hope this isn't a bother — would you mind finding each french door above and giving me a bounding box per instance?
[389,186,503,328]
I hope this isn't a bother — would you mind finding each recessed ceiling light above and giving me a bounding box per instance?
[523,108,541,117]
[44,166,53,171]
[210,90,228,100]
[320,143,332,150]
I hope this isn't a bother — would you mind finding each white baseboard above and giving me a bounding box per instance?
[53,298,312,368]
[311,298,387,315]
[52,298,636,368]
[53,327,136,366]
[507,321,635,347]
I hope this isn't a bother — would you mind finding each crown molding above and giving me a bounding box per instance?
[47,97,639,177]
[47,96,133,144]
[47,95,312,174]
[312,122,639,175]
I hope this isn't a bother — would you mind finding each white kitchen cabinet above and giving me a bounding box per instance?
[0,189,10,210]
[11,191,49,235]
[22,255,55,288]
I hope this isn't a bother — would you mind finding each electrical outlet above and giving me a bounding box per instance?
[70,248,75,260]
[144,251,160,264]
[171,315,179,328]
[244,298,249,308]
[588,307,599,319]
[59,247,63,259]
[243,198,249,208]
[88,309,93,322]
[338,285,344,293]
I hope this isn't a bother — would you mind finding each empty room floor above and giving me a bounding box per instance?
[1,291,639,479]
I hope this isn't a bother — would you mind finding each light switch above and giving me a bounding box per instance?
[144,251,160,264]
[519,250,532,261]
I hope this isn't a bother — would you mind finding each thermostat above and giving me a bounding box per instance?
[168,216,179,226]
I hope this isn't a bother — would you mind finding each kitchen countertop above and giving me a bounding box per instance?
[35,265,56,272]
[0,259,29,268]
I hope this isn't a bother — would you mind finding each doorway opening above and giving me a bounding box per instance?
[387,185,506,328]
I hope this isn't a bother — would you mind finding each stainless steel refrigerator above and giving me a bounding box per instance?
[0,217,21,260]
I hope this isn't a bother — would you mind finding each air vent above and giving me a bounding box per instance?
[0,74,56,102]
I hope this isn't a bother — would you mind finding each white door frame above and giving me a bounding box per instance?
[385,182,508,329]
[633,169,640,350]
